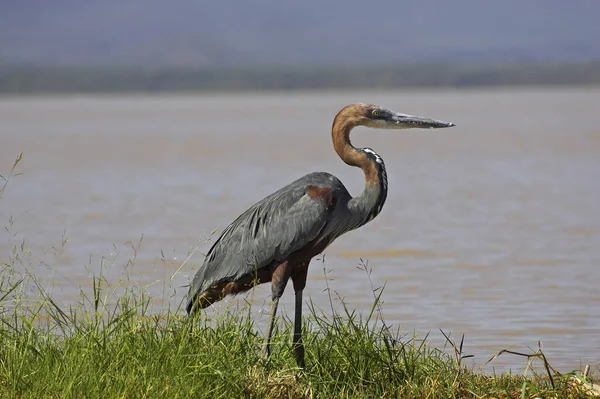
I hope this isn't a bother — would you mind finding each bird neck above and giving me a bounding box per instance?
[331,115,373,175]
[331,114,388,227]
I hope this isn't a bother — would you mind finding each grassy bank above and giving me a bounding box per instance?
[0,272,597,399]
[1,155,598,398]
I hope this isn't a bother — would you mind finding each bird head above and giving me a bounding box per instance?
[338,103,455,130]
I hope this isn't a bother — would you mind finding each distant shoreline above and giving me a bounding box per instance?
[1,61,599,94]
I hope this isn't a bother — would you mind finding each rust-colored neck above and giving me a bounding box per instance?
[331,112,378,184]
[331,107,388,229]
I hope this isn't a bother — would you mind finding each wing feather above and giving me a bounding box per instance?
[186,175,336,310]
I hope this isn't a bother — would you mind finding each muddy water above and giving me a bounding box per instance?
[1,88,599,372]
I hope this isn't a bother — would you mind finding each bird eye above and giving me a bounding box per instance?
[372,110,380,117]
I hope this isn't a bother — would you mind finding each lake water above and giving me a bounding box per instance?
[1,87,599,373]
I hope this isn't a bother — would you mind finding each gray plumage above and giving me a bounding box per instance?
[185,160,386,314]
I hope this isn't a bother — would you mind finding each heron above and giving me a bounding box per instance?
[186,103,454,367]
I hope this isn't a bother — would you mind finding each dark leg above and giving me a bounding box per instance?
[262,261,292,361]
[262,296,280,360]
[291,261,309,368]
[293,290,305,368]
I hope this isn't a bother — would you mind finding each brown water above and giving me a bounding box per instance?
[1,88,599,373]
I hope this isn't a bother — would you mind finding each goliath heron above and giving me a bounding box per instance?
[186,103,454,367]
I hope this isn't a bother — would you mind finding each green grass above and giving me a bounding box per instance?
[1,154,598,398]
[2,259,597,398]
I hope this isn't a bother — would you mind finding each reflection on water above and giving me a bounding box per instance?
[1,88,599,372]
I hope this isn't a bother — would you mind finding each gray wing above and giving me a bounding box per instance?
[186,173,340,311]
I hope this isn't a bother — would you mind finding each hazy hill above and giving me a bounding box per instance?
[1,0,599,67]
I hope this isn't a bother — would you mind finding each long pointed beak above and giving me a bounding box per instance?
[389,112,455,129]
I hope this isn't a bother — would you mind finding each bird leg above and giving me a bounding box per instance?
[291,261,309,368]
[262,261,292,361]
[262,296,280,360]
[293,290,305,368]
